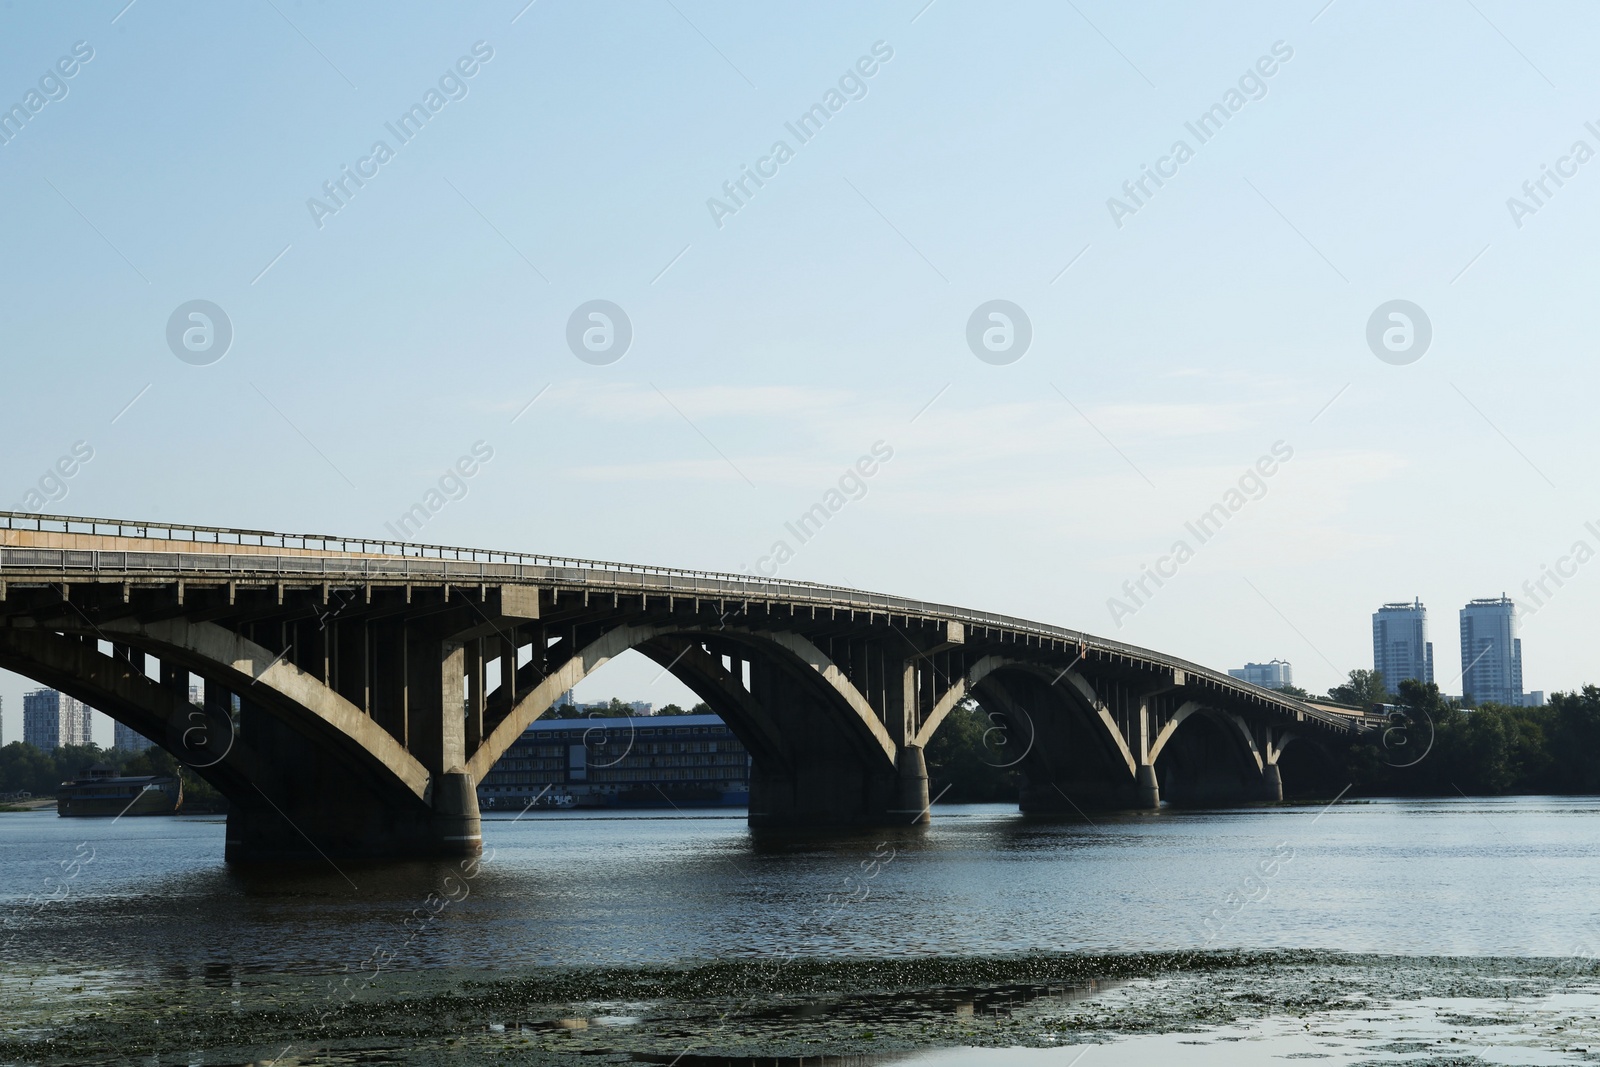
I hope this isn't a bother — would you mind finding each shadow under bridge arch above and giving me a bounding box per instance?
[466,622,921,827]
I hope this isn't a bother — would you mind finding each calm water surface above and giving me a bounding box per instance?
[4,795,1598,978]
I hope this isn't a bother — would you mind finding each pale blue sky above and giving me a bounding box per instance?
[3,0,1597,743]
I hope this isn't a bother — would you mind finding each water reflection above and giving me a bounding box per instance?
[5,797,1600,985]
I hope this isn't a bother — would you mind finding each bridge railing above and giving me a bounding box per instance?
[0,510,1355,732]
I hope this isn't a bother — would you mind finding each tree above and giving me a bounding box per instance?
[1550,686,1600,793]
[1450,708,1517,793]
[655,703,708,716]
[1396,678,1450,714]
[1329,669,1389,707]
[924,700,1020,803]
[124,746,181,777]
[1274,684,1311,700]
[0,741,60,795]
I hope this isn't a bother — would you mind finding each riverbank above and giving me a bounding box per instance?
[0,798,54,813]
[1,950,1592,1064]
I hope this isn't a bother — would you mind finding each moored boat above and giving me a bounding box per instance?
[56,764,182,817]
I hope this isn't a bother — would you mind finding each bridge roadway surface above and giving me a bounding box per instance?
[0,512,1366,862]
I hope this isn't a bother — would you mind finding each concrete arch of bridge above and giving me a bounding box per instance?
[1152,706,1275,806]
[32,617,480,861]
[1147,702,1262,772]
[0,627,260,800]
[92,617,432,801]
[633,636,790,770]
[966,665,1143,812]
[467,623,898,782]
[0,625,463,860]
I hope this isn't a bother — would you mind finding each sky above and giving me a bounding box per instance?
[2,0,1597,745]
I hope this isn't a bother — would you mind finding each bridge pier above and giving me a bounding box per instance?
[221,625,483,864]
[746,747,930,828]
[748,760,899,827]
[224,779,481,864]
[741,642,929,829]
[896,744,930,825]
[222,687,482,863]
[1135,762,1160,809]
[1261,762,1284,802]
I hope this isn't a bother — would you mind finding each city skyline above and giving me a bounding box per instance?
[1232,591,1558,704]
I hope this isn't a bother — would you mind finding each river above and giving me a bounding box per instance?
[3,796,1599,1064]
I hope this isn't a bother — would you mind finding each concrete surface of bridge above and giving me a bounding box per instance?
[0,512,1363,862]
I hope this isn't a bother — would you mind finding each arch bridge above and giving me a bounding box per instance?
[0,512,1361,862]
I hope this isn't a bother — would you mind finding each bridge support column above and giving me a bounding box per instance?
[745,654,904,829]
[1132,690,1161,809]
[224,688,439,864]
[896,744,930,825]
[1261,762,1283,802]
[431,769,481,852]
[223,632,481,864]
[1135,762,1160,809]
[748,760,901,828]
[410,637,481,858]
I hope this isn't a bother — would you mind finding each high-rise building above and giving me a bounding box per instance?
[1373,599,1433,690]
[1228,660,1294,689]
[113,721,155,753]
[1460,596,1524,707]
[22,689,92,751]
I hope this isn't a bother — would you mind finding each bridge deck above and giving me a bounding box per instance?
[0,510,1355,733]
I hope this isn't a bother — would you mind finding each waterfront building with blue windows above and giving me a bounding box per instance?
[477,713,751,810]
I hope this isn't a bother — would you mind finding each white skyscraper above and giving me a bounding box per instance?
[1373,599,1434,690]
[22,689,93,751]
[1460,596,1524,707]
[1228,660,1294,689]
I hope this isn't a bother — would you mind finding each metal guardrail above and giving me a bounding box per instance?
[0,510,1355,732]
[0,509,712,575]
